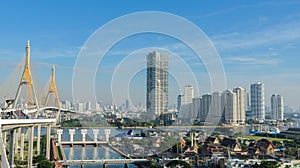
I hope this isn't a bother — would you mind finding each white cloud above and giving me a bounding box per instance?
[225,56,280,65]
[212,16,300,50]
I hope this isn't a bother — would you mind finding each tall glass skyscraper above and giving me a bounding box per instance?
[250,82,265,120]
[146,51,168,119]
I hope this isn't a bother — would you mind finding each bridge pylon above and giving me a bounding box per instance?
[44,65,61,122]
[13,40,40,118]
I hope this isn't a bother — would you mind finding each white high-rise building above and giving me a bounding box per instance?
[184,85,194,105]
[233,87,246,124]
[181,85,194,122]
[210,91,222,120]
[271,94,284,121]
[250,83,265,120]
[62,100,71,110]
[77,102,85,112]
[222,89,237,123]
[146,51,168,118]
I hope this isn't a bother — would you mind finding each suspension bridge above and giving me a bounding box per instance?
[0,41,81,168]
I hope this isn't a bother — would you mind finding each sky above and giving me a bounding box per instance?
[0,1,300,110]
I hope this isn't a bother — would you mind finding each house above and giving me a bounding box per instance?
[248,147,261,156]
[207,143,224,154]
[179,137,186,148]
[205,136,220,144]
[256,138,275,155]
[221,137,242,152]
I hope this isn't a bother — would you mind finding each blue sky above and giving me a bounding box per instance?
[0,1,300,109]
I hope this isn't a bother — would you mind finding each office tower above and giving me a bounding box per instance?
[146,51,168,119]
[222,89,237,123]
[271,94,284,121]
[250,82,265,120]
[233,87,246,124]
[177,95,184,112]
[200,94,212,122]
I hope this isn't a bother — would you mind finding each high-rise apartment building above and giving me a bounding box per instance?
[211,91,222,120]
[222,89,237,123]
[271,94,284,121]
[180,85,194,122]
[200,94,212,122]
[146,51,168,119]
[250,83,265,120]
[184,85,194,105]
[192,97,201,121]
[233,87,246,124]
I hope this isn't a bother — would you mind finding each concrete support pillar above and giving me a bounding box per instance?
[93,129,99,142]
[2,131,7,145]
[0,123,9,168]
[20,128,25,160]
[57,129,63,143]
[14,128,20,155]
[37,125,41,155]
[9,129,15,167]
[81,146,85,160]
[104,129,111,142]
[28,126,34,168]
[69,129,75,142]
[191,132,194,147]
[46,125,51,160]
[93,145,97,160]
[81,129,87,142]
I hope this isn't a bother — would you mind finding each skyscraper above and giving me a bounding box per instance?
[222,89,237,123]
[146,51,168,119]
[233,87,246,124]
[250,82,265,120]
[184,85,194,105]
[200,94,212,122]
[211,91,222,120]
[192,97,201,121]
[271,94,284,121]
[182,85,194,122]
[177,95,184,113]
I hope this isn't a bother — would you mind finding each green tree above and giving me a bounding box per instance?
[38,160,54,168]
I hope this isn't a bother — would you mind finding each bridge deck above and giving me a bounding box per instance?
[58,159,149,165]
[0,118,56,130]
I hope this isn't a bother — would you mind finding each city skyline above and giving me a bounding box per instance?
[0,1,300,109]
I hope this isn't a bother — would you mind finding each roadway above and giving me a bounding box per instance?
[0,118,56,131]
[57,158,149,165]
